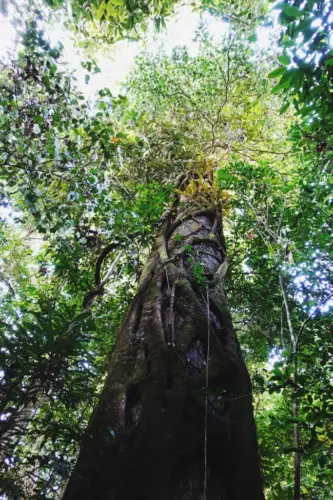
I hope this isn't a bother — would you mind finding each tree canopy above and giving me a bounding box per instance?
[0,0,332,498]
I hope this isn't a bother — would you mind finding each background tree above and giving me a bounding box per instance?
[0,1,332,498]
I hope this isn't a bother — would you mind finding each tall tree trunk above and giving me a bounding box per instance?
[63,196,264,500]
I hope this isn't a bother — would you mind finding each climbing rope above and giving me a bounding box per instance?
[204,285,210,500]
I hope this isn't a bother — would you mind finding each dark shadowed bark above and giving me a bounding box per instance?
[63,194,264,500]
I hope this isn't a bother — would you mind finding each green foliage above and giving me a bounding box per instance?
[0,2,332,498]
[193,260,207,286]
[37,0,269,47]
[43,0,177,45]
[269,0,333,154]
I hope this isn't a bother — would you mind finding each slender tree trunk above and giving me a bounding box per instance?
[279,274,301,500]
[293,356,301,500]
[63,196,264,500]
[0,382,41,467]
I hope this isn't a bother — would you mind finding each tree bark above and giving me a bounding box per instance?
[63,197,264,500]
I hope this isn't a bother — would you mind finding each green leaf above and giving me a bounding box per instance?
[278,53,291,66]
[281,35,294,47]
[280,101,290,115]
[96,0,106,20]
[271,82,282,94]
[279,71,293,89]
[282,5,304,18]
[248,34,258,43]
[323,193,333,203]
[272,71,293,94]
[268,67,285,79]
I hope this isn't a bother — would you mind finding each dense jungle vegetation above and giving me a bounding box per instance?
[0,0,332,498]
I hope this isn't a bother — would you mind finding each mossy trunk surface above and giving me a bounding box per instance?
[63,199,264,500]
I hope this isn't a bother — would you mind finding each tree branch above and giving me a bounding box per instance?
[296,292,333,348]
